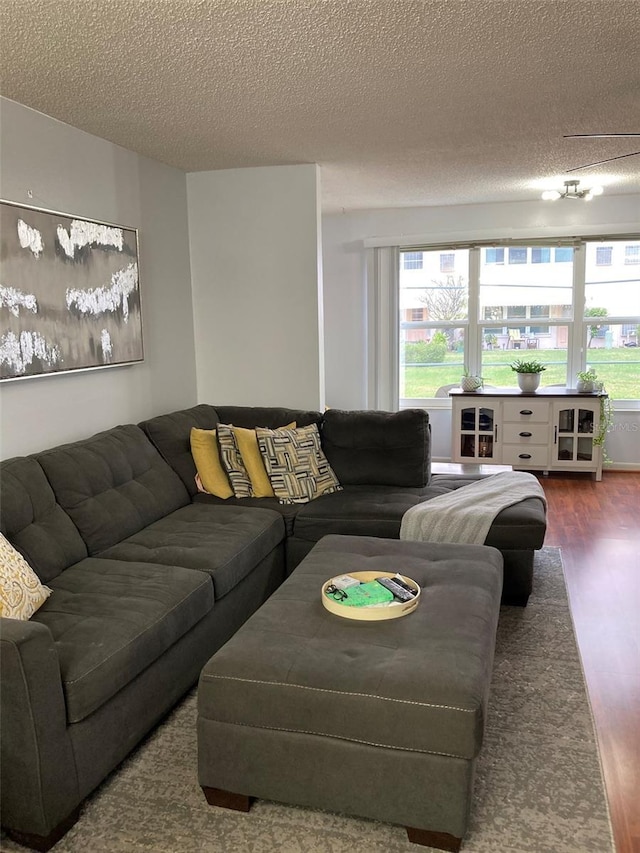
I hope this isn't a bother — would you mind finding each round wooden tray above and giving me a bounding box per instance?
[321,571,420,621]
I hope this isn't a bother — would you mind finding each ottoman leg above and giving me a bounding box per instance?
[202,786,252,812]
[406,826,462,851]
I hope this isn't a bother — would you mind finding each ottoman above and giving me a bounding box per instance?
[198,534,503,851]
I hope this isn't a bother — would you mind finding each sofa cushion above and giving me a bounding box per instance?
[0,456,88,583]
[256,424,342,505]
[37,424,190,555]
[32,557,214,723]
[190,428,234,499]
[293,485,429,542]
[97,503,285,600]
[140,405,221,496]
[192,492,302,537]
[0,532,52,619]
[321,408,431,487]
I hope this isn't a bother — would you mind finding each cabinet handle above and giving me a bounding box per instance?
[554,426,557,444]
[518,453,532,459]
[520,409,533,415]
[519,431,532,437]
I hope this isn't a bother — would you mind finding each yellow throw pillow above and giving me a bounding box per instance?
[0,532,52,620]
[232,422,296,498]
[190,428,234,499]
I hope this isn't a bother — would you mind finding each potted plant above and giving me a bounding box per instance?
[511,358,546,392]
[576,368,597,393]
[460,368,483,392]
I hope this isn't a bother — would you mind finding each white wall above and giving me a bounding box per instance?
[322,194,640,466]
[0,98,197,458]
[187,165,325,410]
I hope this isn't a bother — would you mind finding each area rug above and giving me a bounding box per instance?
[1,548,614,853]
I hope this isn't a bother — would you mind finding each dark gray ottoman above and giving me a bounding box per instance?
[198,534,503,851]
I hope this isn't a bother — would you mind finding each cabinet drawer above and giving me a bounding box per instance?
[502,445,549,467]
[502,423,549,444]
[502,400,549,422]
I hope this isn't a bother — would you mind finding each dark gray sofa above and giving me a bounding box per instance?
[0,404,545,851]
[141,404,546,603]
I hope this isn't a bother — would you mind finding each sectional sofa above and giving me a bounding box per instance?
[0,404,546,850]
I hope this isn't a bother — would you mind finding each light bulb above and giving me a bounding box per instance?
[589,185,604,196]
[542,190,561,201]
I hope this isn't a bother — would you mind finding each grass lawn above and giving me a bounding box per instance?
[401,348,640,400]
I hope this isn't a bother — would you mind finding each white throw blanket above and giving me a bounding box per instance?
[400,471,546,546]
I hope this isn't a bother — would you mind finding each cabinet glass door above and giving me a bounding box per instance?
[554,405,595,464]
[459,405,496,460]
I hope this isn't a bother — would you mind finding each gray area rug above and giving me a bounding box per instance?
[2,548,613,853]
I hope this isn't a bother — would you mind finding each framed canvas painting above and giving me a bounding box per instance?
[0,200,143,381]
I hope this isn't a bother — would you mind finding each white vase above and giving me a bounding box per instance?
[577,379,595,393]
[461,375,482,391]
[517,373,541,392]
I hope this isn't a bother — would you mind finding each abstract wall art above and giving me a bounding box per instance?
[0,200,143,381]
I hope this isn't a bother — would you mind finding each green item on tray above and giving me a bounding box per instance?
[333,580,394,607]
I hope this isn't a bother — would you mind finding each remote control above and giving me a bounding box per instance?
[391,575,416,595]
[376,577,415,602]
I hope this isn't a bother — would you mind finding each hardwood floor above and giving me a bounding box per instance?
[537,472,640,853]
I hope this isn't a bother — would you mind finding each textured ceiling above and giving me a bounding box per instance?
[1,0,639,212]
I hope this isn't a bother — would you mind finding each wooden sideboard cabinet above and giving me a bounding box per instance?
[449,388,606,480]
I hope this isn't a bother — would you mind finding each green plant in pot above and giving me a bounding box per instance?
[511,358,546,393]
[461,368,483,392]
[576,368,598,393]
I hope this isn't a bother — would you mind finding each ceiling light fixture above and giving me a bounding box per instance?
[541,179,603,201]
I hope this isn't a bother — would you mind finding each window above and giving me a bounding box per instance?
[508,247,527,264]
[440,253,455,273]
[554,247,573,263]
[531,247,550,264]
[396,238,640,402]
[399,249,469,397]
[403,251,423,270]
[625,245,640,265]
[485,248,504,264]
[596,246,613,266]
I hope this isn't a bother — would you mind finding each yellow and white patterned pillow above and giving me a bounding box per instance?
[256,423,342,504]
[0,532,52,620]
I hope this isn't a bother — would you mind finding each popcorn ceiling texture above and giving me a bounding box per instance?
[0,0,638,212]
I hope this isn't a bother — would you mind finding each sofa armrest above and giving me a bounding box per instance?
[1,618,79,837]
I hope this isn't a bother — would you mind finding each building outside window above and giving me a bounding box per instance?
[531,247,551,264]
[403,251,423,270]
[508,247,527,264]
[624,244,640,265]
[485,248,504,264]
[596,246,613,265]
[554,247,573,263]
[439,252,455,273]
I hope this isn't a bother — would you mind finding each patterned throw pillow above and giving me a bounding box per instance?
[0,532,52,620]
[256,423,342,504]
[216,424,253,499]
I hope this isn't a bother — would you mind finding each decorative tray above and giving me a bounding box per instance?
[321,571,420,621]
